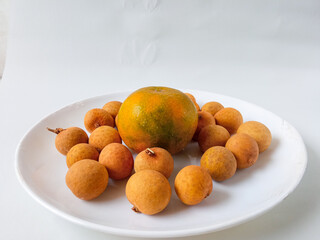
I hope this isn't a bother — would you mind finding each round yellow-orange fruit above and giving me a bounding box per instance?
[174,165,213,205]
[117,87,198,154]
[200,146,237,181]
[126,170,171,215]
[237,121,272,153]
[65,159,108,200]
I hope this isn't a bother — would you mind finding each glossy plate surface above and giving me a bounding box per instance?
[15,90,307,238]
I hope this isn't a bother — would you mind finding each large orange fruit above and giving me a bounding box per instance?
[117,87,198,154]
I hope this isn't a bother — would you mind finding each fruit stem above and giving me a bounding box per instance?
[145,148,155,156]
[47,127,65,134]
[131,206,141,213]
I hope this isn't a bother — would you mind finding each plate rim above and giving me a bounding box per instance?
[15,89,308,238]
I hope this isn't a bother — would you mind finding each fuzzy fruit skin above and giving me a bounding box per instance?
[201,101,224,117]
[193,111,216,141]
[134,147,174,178]
[102,101,122,119]
[66,159,108,200]
[200,146,237,182]
[66,143,99,168]
[117,87,198,154]
[198,125,230,152]
[214,107,243,134]
[174,165,213,205]
[237,121,272,153]
[225,133,259,169]
[99,143,133,180]
[126,170,171,215]
[84,108,114,133]
[55,127,88,155]
[89,126,121,152]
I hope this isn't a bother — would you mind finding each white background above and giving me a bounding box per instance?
[0,0,320,239]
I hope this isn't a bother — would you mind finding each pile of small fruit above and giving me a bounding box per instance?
[48,86,272,215]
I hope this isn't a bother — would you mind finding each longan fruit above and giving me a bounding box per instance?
[237,121,272,152]
[84,108,114,133]
[198,124,230,152]
[185,92,200,111]
[126,170,171,215]
[201,101,224,116]
[99,143,133,180]
[214,107,243,134]
[102,101,122,119]
[89,126,121,152]
[47,127,88,155]
[193,111,216,141]
[225,133,259,169]
[174,165,213,205]
[65,159,109,200]
[134,147,174,178]
[66,143,99,168]
[200,146,237,181]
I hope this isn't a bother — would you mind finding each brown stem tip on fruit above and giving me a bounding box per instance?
[47,127,65,134]
[131,206,141,213]
[145,148,155,156]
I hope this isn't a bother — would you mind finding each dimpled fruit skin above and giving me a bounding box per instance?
[55,127,88,155]
[117,87,198,154]
[99,143,133,180]
[84,108,114,133]
[65,159,108,200]
[200,146,237,181]
[102,101,122,119]
[134,147,174,178]
[66,143,99,168]
[174,165,213,205]
[126,170,171,215]
[237,121,272,153]
[89,126,121,152]
[201,101,224,116]
[214,107,243,134]
[226,133,259,169]
[198,125,230,152]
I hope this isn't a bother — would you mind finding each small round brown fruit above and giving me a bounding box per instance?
[134,147,174,178]
[237,121,272,153]
[102,101,122,119]
[126,170,171,215]
[198,124,230,152]
[66,143,99,168]
[201,101,224,116]
[200,146,237,181]
[84,108,114,133]
[193,111,216,141]
[65,159,109,200]
[174,165,213,205]
[185,92,200,111]
[47,127,88,155]
[89,126,121,152]
[214,107,243,134]
[99,143,133,180]
[225,133,259,169]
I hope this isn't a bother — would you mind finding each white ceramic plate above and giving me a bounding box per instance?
[15,90,307,238]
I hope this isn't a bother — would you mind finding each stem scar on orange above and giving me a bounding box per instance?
[117,87,198,154]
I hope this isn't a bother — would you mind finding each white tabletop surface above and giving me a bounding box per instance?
[1,0,320,239]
